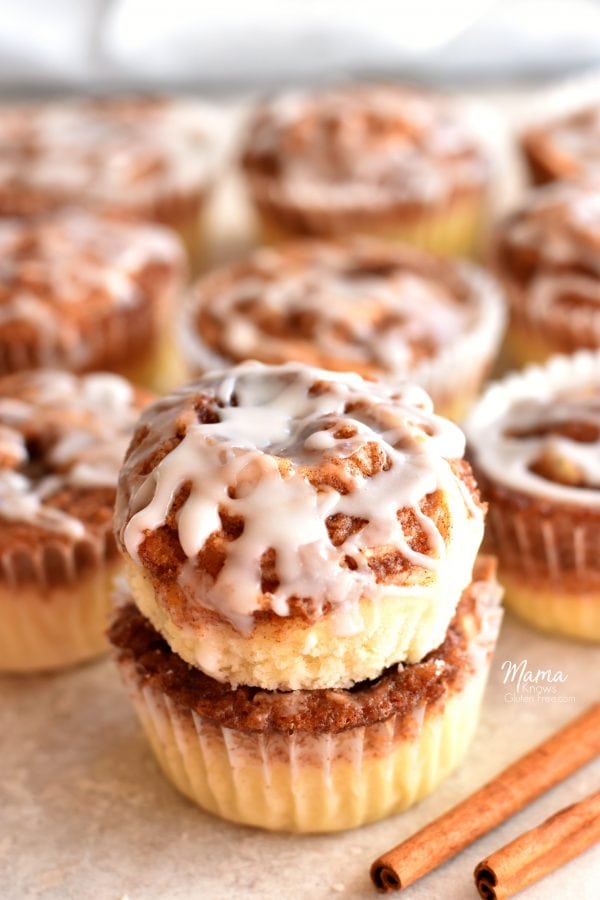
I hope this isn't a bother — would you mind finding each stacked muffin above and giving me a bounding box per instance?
[110,360,502,831]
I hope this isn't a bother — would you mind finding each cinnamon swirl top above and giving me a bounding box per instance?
[182,239,501,381]
[0,370,149,553]
[115,361,483,630]
[466,352,600,507]
[0,96,219,218]
[493,182,600,338]
[0,209,184,374]
[241,84,489,213]
[522,105,600,184]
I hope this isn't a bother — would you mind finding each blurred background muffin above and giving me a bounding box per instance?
[0,96,222,271]
[181,238,505,420]
[0,369,150,672]
[466,350,600,641]
[240,85,491,257]
[492,181,600,368]
[0,209,186,392]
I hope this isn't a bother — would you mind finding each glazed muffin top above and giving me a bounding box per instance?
[466,351,600,508]
[0,96,219,217]
[109,556,502,734]
[241,84,489,214]
[0,370,150,577]
[522,104,600,184]
[182,239,503,382]
[116,361,484,631]
[0,209,185,375]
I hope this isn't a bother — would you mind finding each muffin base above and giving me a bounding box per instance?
[500,571,600,641]
[256,194,486,260]
[0,559,122,673]
[118,659,489,832]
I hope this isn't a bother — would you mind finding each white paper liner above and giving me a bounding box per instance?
[114,584,502,832]
[0,531,118,672]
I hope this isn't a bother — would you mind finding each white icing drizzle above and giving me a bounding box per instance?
[0,210,183,370]
[119,361,477,630]
[0,96,221,209]
[244,85,488,208]
[182,244,476,378]
[0,370,142,536]
[466,351,600,506]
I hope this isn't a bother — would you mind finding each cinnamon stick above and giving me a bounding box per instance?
[370,702,600,893]
[474,789,600,899]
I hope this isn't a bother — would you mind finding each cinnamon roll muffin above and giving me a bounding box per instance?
[466,351,600,641]
[521,104,600,186]
[181,240,505,420]
[0,209,186,391]
[0,96,220,269]
[0,370,150,672]
[492,182,600,367]
[240,84,491,257]
[109,557,502,832]
[115,361,486,691]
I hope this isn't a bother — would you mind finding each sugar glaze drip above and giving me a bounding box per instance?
[120,362,477,629]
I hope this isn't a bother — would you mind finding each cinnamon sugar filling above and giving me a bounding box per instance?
[109,557,500,735]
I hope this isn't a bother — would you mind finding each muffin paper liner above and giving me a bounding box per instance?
[114,590,501,832]
[0,533,118,672]
[486,503,600,640]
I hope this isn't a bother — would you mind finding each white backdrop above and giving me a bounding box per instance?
[1,0,600,92]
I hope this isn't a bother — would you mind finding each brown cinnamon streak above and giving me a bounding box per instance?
[370,703,600,892]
